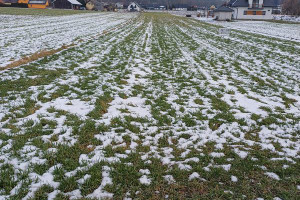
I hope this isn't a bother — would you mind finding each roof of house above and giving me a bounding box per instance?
[67,0,81,5]
[228,0,282,7]
[214,6,234,12]
[28,0,47,4]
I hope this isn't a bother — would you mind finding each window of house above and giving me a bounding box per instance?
[244,11,254,15]
[244,10,265,15]
[252,0,259,8]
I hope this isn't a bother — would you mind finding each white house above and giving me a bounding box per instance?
[214,6,234,21]
[158,6,166,10]
[173,7,188,11]
[228,0,282,20]
[128,2,142,12]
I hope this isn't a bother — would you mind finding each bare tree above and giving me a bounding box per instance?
[165,0,170,10]
[282,0,300,16]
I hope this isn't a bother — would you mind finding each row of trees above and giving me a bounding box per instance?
[81,0,224,7]
[80,0,300,16]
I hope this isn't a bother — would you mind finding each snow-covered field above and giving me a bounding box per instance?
[0,13,136,68]
[0,12,299,199]
[171,11,300,41]
[273,15,300,22]
[208,19,300,41]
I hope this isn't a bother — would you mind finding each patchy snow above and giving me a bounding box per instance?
[189,172,200,181]
[77,174,91,184]
[0,13,137,68]
[0,11,299,199]
[210,152,225,158]
[163,175,176,184]
[139,175,151,185]
[24,170,59,200]
[139,169,151,175]
[176,12,300,42]
[231,175,238,182]
[215,164,232,172]
[87,166,113,199]
[265,172,280,181]
[173,11,300,41]
[233,149,248,159]
[210,19,300,41]
[101,97,151,125]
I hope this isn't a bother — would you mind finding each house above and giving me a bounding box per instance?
[115,2,123,9]
[145,6,155,10]
[214,6,234,21]
[173,7,187,11]
[172,4,188,11]
[127,2,141,12]
[0,0,10,4]
[53,0,81,9]
[28,0,49,9]
[158,5,165,10]
[228,0,282,20]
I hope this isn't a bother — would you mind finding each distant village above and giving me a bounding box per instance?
[0,0,294,21]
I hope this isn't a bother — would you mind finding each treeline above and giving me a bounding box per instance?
[98,0,224,7]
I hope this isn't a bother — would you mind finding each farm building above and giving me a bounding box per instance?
[157,5,166,10]
[141,4,167,10]
[172,7,187,11]
[214,6,233,21]
[53,0,81,9]
[127,1,141,12]
[0,0,49,8]
[172,4,188,11]
[0,0,12,4]
[228,0,282,20]
[28,0,49,9]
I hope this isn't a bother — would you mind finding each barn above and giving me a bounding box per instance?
[214,6,233,21]
[53,0,82,10]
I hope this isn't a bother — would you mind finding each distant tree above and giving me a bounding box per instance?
[282,0,300,16]
[90,0,224,7]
